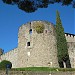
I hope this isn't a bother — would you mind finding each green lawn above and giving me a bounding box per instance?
[12,67,75,71]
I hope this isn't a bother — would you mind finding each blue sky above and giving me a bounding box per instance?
[0,0,75,53]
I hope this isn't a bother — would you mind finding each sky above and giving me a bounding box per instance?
[0,0,75,53]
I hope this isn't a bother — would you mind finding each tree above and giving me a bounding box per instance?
[0,48,4,56]
[2,0,75,13]
[55,10,71,68]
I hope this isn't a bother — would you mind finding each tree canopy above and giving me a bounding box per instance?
[2,0,75,13]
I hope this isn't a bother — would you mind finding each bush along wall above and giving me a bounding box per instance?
[33,22,45,33]
[0,60,12,69]
[55,10,71,68]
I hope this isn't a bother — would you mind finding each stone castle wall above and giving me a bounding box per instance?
[65,33,75,42]
[0,48,18,68]
[65,33,75,68]
[67,42,75,68]
[17,21,59,68]
[0,21,75,68]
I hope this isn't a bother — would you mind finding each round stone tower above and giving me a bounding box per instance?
[17,20,59,68]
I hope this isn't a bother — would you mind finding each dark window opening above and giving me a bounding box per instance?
[45,30,47,33]
[27,42,30,46]
[29,29,32,34]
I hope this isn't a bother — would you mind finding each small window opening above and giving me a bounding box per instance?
[45,30,47,33]
[27,42,30,46]
[29,29,32,34]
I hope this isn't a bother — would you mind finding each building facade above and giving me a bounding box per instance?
[0,21,75,68]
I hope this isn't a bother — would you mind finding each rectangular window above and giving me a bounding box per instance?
[27,42,30,46]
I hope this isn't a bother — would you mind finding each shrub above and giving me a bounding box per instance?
[0,60,12,69]
[0,48,4,55]
[33,22,45,33]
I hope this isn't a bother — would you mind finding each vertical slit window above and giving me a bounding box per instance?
[29,29,32,34]
[45,30,47,33]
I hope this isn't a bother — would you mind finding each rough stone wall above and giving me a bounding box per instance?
[67,42,75,68]
[0,48,18,68]
[65,33,75,68]
[65,33,75,42]
[17,21,59,68]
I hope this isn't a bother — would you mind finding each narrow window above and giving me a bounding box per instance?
[27,42,30,46]
[29,29,32,34]
[45,30,47,33]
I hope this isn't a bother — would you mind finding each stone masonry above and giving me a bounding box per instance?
[0,20,75,68]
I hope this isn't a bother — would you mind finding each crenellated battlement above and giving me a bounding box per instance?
[65,33,75,38]
[65,33,75,42]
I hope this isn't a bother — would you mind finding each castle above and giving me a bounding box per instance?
[0,21,75,68]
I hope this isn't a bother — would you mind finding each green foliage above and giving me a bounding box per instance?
[13,67,52,71]
[0,48,4,55]
[2,0,74,13]
[55,11,71,68]
[0,60,12,69]
[33,22,45,33]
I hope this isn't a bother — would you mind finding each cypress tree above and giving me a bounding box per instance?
[55,10,71,68]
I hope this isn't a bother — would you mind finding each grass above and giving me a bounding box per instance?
[11,67,75,71]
